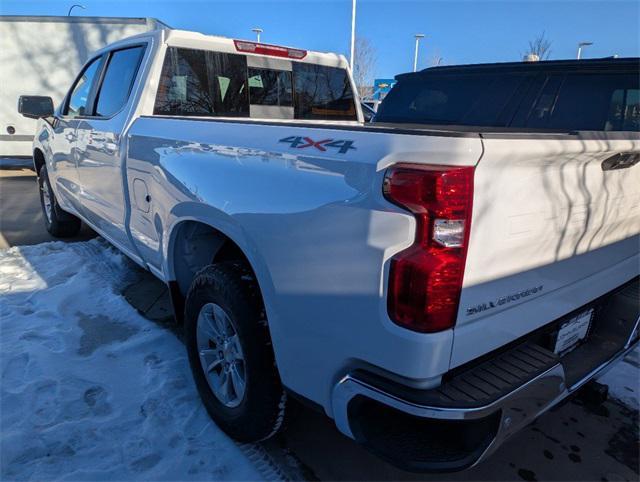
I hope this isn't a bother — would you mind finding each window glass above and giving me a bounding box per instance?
[461,75,527,126]
[525,75,564,128]
[494,75,540,126]
[154,47,249,117]
[154,48,357,120]
[248,68,293,106]
[66,57,102,117]
[95,47,145,117]
[378,69,640,132]
[508,75,546,127]
[605,88,639,131]
[546,73,639,131]
[375,73,525,126]
[293,63,357,120]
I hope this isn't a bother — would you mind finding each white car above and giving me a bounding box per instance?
[19,28,639,472]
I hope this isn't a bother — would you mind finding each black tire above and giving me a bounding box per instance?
[38,164,81,237]
[185,262,286,442]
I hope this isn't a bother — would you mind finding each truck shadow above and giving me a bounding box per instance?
[277,384,638,481]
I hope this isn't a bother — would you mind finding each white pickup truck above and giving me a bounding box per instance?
[20,28,639,472]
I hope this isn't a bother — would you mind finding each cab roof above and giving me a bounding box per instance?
[398,57,640,80]
[164,29,348,68]
[100,28,349,70]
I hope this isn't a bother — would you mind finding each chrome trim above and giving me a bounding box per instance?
[331,340,638,468]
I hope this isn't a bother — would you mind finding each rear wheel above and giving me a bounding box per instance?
[185,262,286,442]
[38,164,81,237]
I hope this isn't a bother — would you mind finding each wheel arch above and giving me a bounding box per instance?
[163,214,276,330]
[33,147,45,174]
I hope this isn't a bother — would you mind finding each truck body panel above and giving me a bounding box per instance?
[125,116,484,407]
[454,134,640,366]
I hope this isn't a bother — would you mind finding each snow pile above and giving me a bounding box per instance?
[0,239,261,481]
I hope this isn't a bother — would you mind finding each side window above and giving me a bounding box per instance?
[459,74,526,126]
[292,63,357,120]
[606,87,640,131]
[508,75,547,127]
[65,57,103,117]
[95,46,146,117]
[525,75,564,128]
[248,68,293,106]
[154,47,249,117]
[547,73,639,131]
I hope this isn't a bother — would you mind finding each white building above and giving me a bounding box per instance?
[0,16,167,157]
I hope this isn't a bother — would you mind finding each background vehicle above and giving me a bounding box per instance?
[0,15,166,157]
[360,101,376,121]
[19,28,640,472]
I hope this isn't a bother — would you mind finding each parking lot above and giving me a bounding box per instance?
[1,164,638,481]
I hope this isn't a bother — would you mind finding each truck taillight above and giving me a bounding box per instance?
[383,164,474,333]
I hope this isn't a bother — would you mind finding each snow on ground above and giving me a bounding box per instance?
[598,346,640,409]
[0,239,263,481]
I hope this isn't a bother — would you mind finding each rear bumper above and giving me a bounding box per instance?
[331,278,639,472]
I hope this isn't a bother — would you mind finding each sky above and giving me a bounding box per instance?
[2,0,639,80]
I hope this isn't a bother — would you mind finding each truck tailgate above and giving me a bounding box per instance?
[452,134,640,367]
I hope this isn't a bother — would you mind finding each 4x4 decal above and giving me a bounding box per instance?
[279,136,356,154]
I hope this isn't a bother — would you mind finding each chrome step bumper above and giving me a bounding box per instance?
[332,340,637,471]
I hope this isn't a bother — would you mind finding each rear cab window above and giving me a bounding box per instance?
[154,46,357,121]
[248,68,293,106]
[375,61,640,132]
[293,63,357,120]
[154,48,249,117]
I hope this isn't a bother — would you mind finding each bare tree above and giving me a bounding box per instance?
[428,48,445,67]
[353,37,377,98]
[524,31,552,60]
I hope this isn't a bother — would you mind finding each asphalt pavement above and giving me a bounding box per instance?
[1,162,637,481]
[0,165,94,248]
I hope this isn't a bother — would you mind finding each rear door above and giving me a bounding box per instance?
[453,69,640,367]
[75,44,147,257]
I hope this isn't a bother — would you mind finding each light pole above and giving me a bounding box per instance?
[413,34,425,72]
[252,28,263,43]
[349,0,357,72]
[67,4,85,16]
[576,41,593,59]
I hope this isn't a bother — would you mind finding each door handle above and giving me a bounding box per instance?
[601,153,640,171]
